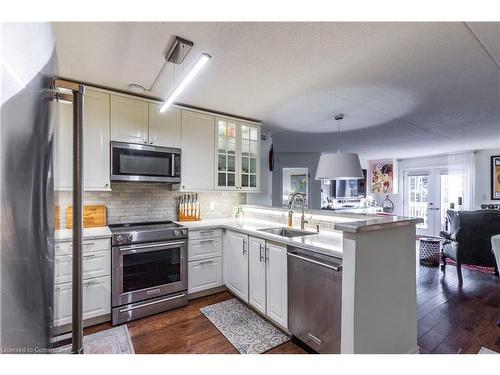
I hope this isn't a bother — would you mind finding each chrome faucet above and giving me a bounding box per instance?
[288,192,309,230]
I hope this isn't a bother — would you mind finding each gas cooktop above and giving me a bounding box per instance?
[109,221,188,246]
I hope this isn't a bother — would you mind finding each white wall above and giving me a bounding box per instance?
[375,148,500,216]
[246,132,273,206]
[272,152,322,209]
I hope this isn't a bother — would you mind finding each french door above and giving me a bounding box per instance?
[403,169,464,237]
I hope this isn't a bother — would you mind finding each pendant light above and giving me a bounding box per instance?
[315,114,364,180]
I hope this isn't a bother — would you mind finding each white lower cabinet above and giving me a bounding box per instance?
[53,235,112,328]
[224,232,288,329]
[53,275,111,327]
[55,251,111,284]
[188,237,222,261]
[248,236,266,314]
[224,230,249,302]
[188,257,223,294]
[265,242,288,328]
[187,229,223,296]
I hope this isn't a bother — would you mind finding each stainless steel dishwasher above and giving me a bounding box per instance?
[287,246,343,353]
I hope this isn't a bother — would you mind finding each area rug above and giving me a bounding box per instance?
[443,258,496,275]
[478,347,498,354]
[55,325,134,354]
[200,298,290,354]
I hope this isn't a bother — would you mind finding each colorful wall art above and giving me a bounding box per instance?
[491,155,500,200]
[370,159,394,193]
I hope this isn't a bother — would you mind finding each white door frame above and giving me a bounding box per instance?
[402,166,448,237]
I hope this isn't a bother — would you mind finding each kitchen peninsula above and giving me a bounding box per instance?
[178,205,423,354]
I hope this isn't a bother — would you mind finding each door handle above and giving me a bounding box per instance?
[287,252,342,271]
[242,239,246,255]
[259,244,264,262]
[265,247,269,263]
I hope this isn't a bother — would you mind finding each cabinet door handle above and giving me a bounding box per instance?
[265,247,269,263]
[259,244,264,262]
[242,239,246,255]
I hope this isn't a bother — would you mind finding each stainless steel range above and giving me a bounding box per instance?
[110,221,188,325]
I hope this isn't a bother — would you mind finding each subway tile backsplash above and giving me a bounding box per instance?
[55,182,246,228]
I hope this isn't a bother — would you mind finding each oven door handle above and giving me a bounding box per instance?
[118,293,186,313]
[119,240,186,253]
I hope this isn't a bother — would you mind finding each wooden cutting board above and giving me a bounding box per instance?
[66,205,107,229]
[55,206,60,230]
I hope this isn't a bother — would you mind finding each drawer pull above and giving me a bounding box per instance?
[84,281,97,287]
[83,242,95,247]
[199,239,214,245]
[83,254,96,259]
[199,260,214,266]
[199,230,214,235]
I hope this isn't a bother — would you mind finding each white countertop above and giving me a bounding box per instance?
[241,205,423,233]
[176,218,343,258]
[55,226,112,242]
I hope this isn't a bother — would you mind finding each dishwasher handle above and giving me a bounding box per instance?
[287,251,342,272]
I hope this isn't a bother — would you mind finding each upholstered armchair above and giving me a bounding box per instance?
[440,209,500,283]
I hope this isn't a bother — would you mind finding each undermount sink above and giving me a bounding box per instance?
[257,227,315,238]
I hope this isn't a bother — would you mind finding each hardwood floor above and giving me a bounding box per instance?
[416,262,500,354]
[85,291,307,354]
[85,262,499,354]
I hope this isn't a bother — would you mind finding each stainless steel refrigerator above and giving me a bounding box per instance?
[1,22,57,353]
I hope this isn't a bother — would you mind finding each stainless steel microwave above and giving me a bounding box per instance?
[111,141,181,183]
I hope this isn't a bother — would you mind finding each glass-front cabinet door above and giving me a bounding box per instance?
[240,123,260,190]
[215,117,260,191]
[216,117,238,189]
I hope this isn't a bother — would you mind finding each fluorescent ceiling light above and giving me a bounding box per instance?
[160,53,211,112]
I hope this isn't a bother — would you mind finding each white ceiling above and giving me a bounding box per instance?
[53,22,500,159]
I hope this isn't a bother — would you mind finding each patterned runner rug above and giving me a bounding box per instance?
[55,325,134,354]
[200,298,289,354]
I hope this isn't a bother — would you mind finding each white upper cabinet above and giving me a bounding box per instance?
[148,103,181,148]
[266,242,288,329]
[110,95,149,144]
[216,117,238,190]
[215,117,260,191]
[54,89,110,191]
[239,122,260,191]
[181,109,215,191]
[54,102,73,191]
[84,89,110,190]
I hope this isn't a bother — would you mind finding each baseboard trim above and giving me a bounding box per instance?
[188,285,227,300]
[52,314,111,336]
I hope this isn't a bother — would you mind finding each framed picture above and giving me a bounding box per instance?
[491,155,500,200]
[369,159,394,193]
[290,173,307,194]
